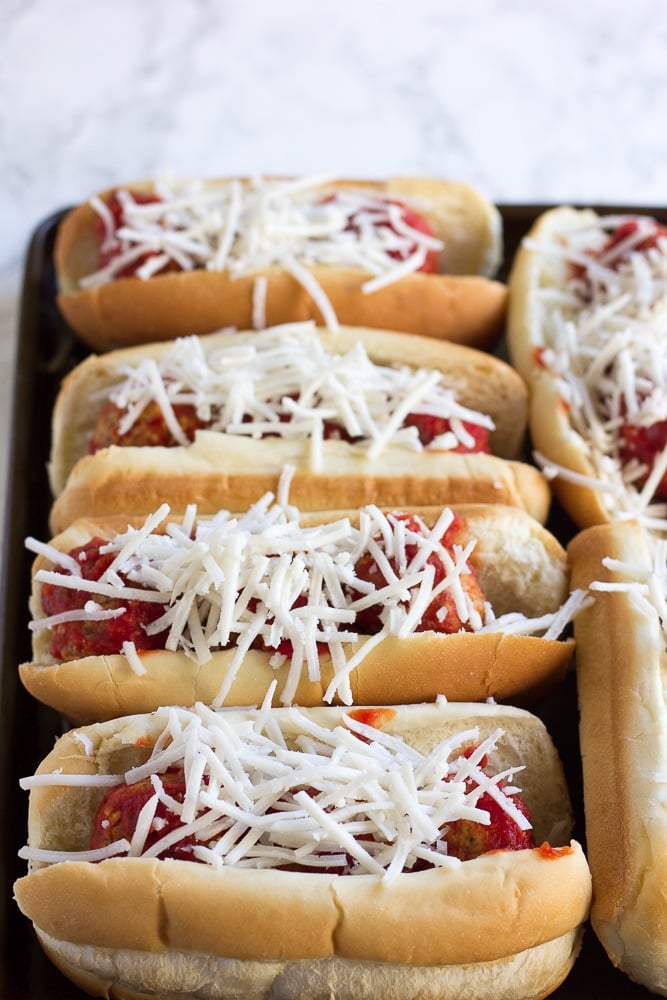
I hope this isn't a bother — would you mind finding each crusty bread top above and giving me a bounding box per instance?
[57,267,509,353]
[20,632,575,726]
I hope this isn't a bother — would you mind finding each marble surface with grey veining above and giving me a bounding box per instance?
[2,0,667,544]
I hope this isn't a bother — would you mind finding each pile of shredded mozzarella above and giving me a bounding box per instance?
[97,323,494,459]
[19,699,530,882]
[83,175,444,330]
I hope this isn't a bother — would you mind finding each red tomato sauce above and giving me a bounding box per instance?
[600,218,667,261]
[97,191,180,279]
[349,512,486,636]
[321,194,440,273]
[43,513,485,663]
[89,753,533,867]
[347,707,397,730]
[98,190,440,279]
[393,204,440,272]
[436,744,534,861]
[402,412,491,452]
[89,395,490,455]
[570,217,667,285]
[619,419,667,499]
[40,538,168,660]
[537,842,572,859]
[89,399,206,452]
[91,768,198,860]
[440,788,533,860]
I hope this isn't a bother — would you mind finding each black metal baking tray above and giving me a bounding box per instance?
[0,204,662,998]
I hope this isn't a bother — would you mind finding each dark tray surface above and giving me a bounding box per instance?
[1,203,663,998]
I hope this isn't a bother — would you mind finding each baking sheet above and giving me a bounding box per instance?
[0,204,660,998]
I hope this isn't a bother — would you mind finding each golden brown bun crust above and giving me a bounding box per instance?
[17,853,589,965]
[22,504,572,722]
[20,633,572,726]
[569,522,667,995]
[507,206,613,529]
[49,325,531,492]
[57,267,508,354]
[54,176,506,351]
[49,444,551,536]
[14,702,591,995]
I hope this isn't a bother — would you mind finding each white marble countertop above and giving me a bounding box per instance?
[2,0,667,548]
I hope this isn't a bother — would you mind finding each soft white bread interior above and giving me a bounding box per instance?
[506,206,596,384]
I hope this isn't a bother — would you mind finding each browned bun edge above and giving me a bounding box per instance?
[57,266,507,353]
[525,374,610,530]
[569,522,667,994]
[23,504,571,721]
[49,324,530,495]
[507,206,613,530]
[14,702,590,972]
[54,176,506,351]
[48,445,551,536]
[20,633,573,726]
[32,926,585,1000]
[17,846,590,966]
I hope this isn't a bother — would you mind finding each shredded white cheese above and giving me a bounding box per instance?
[79,175,444,331]
[527,213,667,533]
[27,500,580,707]
[94,323,493,465]
[18,701,531,882]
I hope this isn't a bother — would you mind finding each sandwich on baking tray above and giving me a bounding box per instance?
[13,173,601,999]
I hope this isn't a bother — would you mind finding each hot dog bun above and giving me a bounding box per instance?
[569,520,667,995]
[54,175,507,351]
[507,205,667,533]
[507,207,610,529]
[20,503,577,724]
[47,324,550,533]
[14,700,592,999]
